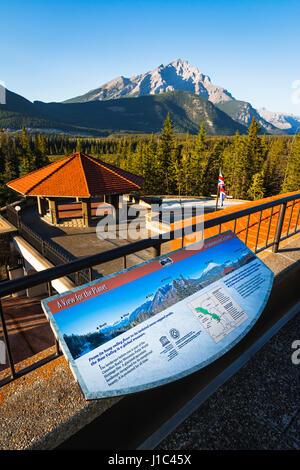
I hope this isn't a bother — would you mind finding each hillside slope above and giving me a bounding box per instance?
[36,91,247,135]
[1,89,247,135]
[0,90,107,135]
[216,100,284,135]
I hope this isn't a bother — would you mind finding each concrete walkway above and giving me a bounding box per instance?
[0,296,54,373]
[157,309,300,450]
[0,221,299,450]
[157,233,300,450]
[21,203,159,278]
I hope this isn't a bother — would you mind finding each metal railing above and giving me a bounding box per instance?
[0,191,299,387]
[5,205,90,286]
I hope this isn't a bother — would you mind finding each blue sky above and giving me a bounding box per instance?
[1,0,299,113]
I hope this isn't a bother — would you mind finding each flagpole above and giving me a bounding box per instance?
[215,186,219,211]
[215,167,221,211]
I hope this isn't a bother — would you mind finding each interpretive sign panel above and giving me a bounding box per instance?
[41,231,273,399]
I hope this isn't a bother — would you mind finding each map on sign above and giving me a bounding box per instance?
[188,286,248,343]
[42,231,273,400]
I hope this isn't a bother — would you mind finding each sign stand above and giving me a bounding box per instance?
[42,231,273,400]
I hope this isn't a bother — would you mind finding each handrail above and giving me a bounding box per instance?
[4,205,90,285]
[0,190,299,385]
[1,191,299,298]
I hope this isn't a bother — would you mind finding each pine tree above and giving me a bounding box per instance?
[190,123,206,194]
[222,131,248,199]
[34,134,49,169]
[248,172,265,200]
[180,132,192,194]
[141,135,160,194]
[282,133,300,192]
[19,127,35,176]
[157,113,175,194]
[263,137,286,196]
[76,139,83,153]
[245,117,263,175]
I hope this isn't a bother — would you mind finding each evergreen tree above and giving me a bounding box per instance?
[201,139,223,196]
[245,117,263,175]
[248,172,265,200]
[157,113,175,193]
[180,132,192,194]
[222,131,248,199]
[263,137,286,196]
[34,134,49,169]
[282,133,300,192]
[141,135,160,194]
[76,139,84,153]
[190,123,206,194]
[19,127,35,176]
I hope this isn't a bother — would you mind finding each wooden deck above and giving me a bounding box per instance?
[171,193,300,251]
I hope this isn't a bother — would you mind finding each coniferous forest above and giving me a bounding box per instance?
[0,115,299,208]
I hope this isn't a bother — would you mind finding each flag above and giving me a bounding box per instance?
[218,170,226,206]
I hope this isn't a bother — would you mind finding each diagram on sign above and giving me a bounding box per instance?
[188,285,248,343]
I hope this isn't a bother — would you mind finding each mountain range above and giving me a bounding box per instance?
[1,59,299,135]
[0,88,247,136]
[258,108,300,135]
[64,58,234,105]
[216,100,284,135]
[63,250,255,360]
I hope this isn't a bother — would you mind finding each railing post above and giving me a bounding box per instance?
[272,202,287,253]
[151,242,161,258]
[55,339,60,356]
[0,299,16,379]
[47,282,53,297]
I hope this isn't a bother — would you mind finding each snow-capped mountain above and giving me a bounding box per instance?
[64,59,235,104]
[201,262,221,276]
[216,100,283,135]
[258,108,300,135]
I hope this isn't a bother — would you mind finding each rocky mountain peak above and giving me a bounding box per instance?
[64,59,235,104]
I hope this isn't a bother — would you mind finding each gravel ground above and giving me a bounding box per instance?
[157,311,300,450]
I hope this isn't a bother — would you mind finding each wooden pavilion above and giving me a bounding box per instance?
[6,152,144,227]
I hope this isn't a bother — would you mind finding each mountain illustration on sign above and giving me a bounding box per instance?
[195,307,221,322]
[63,246,255,359]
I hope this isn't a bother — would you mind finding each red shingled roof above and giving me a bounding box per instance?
[6,152,144,197]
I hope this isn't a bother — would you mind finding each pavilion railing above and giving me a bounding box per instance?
[0,191,300,387]
[4,204,90,286]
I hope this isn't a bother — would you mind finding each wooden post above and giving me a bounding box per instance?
[110,194,120,223]
[37,196,47,216]
[81,198,91,227]
[48,198,59,225]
